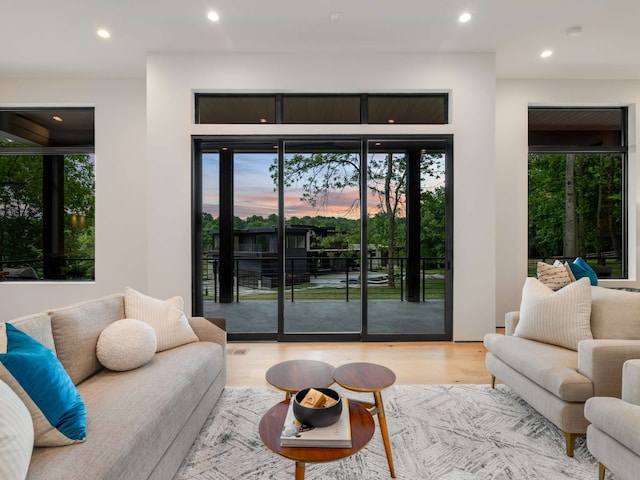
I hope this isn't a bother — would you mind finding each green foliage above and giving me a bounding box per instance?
[528,153,623,259]
[420,186,446,259]
[0,149,95,279]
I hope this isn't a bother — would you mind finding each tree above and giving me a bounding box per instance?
[420,186,446,261]
[564,154,576,257]
[0,153,43,267]
[528,152,623,267]
[271,151,442,287]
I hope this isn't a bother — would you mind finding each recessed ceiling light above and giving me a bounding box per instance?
[52,116,63,122]
[459,12,472,23]
[207,11,220,22]
[388,119,395,124]
[540,49,553,58]
[97,29,110,39]
[259,118,268,123]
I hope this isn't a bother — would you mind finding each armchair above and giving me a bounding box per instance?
[585,359,640,480]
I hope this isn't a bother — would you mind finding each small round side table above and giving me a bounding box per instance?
[332,362,396,478]
[265,359,335,399]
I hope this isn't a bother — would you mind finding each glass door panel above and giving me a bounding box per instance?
[200,145,279,336]
[281,140,362,335]
[365,140,449,338]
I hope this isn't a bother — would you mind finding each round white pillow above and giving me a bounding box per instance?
[0,379,33,480]
[97,319,157,371]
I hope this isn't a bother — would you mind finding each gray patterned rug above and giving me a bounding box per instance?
[175,385,598,479]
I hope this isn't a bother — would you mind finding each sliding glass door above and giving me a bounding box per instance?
[192,135,452,341]
[364,140,450,339]
[281,140,362,337]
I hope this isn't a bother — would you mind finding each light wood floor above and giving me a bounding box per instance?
[226,336,497,387]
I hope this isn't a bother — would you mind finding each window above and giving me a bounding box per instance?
[196,95,276,124]
[528,107,627,279]
[282,95,361,124]
[0,108,95,281]
[195,93,449,125]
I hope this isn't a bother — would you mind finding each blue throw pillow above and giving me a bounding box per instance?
[0,322,86,446]
[568,257,598,286]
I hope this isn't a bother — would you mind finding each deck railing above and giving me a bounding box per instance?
[202,254,445,302]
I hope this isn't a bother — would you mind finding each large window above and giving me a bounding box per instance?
[0,108,95,281]
[528,107,627,279]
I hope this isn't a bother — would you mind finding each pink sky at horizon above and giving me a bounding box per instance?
[202,151,443,220]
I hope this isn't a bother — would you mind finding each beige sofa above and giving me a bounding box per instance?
[585,359,640,480]
[484,286,640,457]
[1,293,226,480]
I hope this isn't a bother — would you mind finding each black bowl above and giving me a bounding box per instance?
[292,387,343,428]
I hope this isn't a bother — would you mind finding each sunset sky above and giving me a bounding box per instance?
[203,152,443,220]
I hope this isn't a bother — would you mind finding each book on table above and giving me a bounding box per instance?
[280,398,352,448]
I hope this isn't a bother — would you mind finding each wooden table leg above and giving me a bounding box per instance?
[374,391,396,478]
[295,461,305,480]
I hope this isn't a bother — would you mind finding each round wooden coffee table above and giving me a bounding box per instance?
[259,399,375,479]
[266,360,335,399]
[333,362,397,478]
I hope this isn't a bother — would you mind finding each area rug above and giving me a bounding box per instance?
[175,384,598,479]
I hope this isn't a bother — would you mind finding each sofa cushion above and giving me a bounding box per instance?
[27,341,223,480]
[0,378,33,480]
[124,287,198,352]
[514,277,593,350]
[0,323,86,446]
[590,286,640,340]
[49,294,125,385]
[8,312,56,353]
[97,319,157,371]
[484,333,593,401]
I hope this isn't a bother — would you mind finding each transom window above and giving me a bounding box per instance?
[195,93,448,125]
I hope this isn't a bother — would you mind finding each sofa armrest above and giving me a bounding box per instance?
[505,311,520,336]
[578,339,640,397]
[188,317,226,349]
[622,359,640,405]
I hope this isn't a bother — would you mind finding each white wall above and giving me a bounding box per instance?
[495,79,640,325]
[0,78,147,321]
[2,66,637,339]
[147,52,497,341]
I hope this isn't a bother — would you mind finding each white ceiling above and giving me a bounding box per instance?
[2,0,640,79]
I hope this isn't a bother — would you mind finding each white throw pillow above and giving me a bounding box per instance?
[514,277,593,350]
[97,319,157,371]
[124,287,198,352]
[0,379,33,480]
